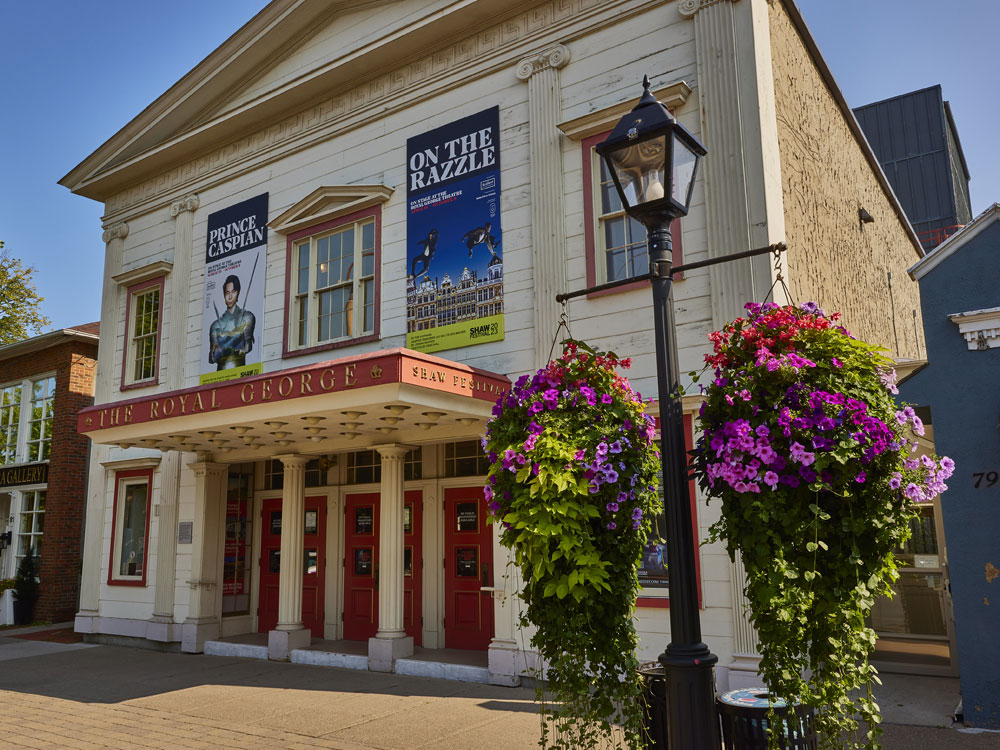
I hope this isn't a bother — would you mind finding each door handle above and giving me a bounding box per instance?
[481,563,489,588]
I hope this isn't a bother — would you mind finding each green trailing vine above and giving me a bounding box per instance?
[484,341,661,749]
[691,302,953,749]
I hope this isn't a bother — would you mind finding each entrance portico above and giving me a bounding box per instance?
[76,348,511,674]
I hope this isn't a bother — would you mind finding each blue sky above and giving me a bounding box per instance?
[1,1,996,332]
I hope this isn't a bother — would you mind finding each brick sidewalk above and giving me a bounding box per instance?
[1,637,995,749]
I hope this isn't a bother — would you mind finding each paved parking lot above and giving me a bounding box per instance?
[0,630,996,749]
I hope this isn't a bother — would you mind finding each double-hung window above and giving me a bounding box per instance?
[109,468,153,585]
[122,277,164,389]
[26,376,55,461]
[0,382,21,464]
[292,215,376,349]
[273,187,392,357]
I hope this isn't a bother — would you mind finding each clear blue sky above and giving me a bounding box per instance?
[1,1,997,332]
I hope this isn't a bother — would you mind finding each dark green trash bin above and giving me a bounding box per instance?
[717,688,816,750]
[639,663,668,750]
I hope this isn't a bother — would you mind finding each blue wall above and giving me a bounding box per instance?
[901,220,1000,727]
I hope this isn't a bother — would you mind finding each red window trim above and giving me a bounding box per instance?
[581,130,683,300]
[120,276,165,392]
[636,413,702,609]
[108,468,153,587]
[281,204,383,359]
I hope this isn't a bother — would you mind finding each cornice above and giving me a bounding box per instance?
[269,185,394,235]
[95,0,664,223]
[515,44,571,80]
[557,81,693,140]
[949,307,1000,351]
[112,260,174,287]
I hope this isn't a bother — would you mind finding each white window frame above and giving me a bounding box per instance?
[0,374,56,467]
[122,279,163,388]
[25,375,55,462]
[290,214,377,351]
[15,488,45,564]
[109,470,153,585]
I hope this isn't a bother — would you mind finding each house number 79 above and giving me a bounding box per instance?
[973,472,999,488]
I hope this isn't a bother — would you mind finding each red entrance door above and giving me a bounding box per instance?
[343,491,422,644]
[444,487,494,650]
[258,496,326,637]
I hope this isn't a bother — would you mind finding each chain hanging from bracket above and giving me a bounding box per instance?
[547,302,574,363]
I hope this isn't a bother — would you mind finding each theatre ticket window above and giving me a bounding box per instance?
[223,464,253,615]
[288,209,378,353]
[109,469,153,585]
[122,277,164,388]
[581,132,681,292]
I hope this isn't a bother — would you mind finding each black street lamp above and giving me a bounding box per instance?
[596,76,719,749]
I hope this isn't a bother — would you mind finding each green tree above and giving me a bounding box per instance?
[0,241,50,344]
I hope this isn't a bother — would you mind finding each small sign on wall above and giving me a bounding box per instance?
[177,521,193,544]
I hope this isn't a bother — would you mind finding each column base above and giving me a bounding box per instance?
[487,640,522,686]
[182,619,220,654]
[726,653,764,690]
[368,635,413,672]
[74,612,98,634]
[147,616,179,643]
[268,627,311,661]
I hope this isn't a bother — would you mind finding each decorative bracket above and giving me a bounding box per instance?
[949,307,1000,351]
[169,194,200,217]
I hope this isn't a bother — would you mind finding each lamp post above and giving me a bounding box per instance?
[596,76,719,749]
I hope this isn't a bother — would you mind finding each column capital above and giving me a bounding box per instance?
[515,44,571,81]
[275,453,310,468]
[187,460,227,478]
[376,444,409,460]
[678,0,736,18]
[101,222,129,243]
[169,193,200,217]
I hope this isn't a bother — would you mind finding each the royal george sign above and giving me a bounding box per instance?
[200,194,268,386]
[0,462,48,489]
[406,107,504,354]
[78,350,509,435]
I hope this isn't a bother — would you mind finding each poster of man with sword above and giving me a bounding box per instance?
[200,193,268,384]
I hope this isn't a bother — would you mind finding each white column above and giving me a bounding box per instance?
[681,0,787,328]
[182,456,226,652]
[76,222,127,634]
[487,534,522,686]
[268,454,312,659]
[516,44,571,368]
[369,444,413,671]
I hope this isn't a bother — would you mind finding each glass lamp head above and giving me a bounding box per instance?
[595,76,707,226]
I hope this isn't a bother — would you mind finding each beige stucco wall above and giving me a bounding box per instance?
[769,0,925,359]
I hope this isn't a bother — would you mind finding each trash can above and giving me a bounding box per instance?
[638,663,668,750]
[717,688,817,750]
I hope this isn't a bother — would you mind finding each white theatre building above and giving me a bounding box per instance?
[63,0,927,687]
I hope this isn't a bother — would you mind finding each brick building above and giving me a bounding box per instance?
[0,324,98,623]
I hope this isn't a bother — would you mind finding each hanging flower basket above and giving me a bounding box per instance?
[691,302,954,750]
[483,340,661,750]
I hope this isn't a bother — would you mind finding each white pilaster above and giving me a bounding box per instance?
[148,451,181,641]
[369,444,412,671]
[167,194,199,390]
[727,551,763,688]
[76,221,127,633]
[182,457,226,653]
[487,536,521,686]
[682,0,787,327]
[516,44,571,368]
[269,454,311,660]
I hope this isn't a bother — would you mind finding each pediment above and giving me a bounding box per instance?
[270,185,394,235]
[61,0,511,202]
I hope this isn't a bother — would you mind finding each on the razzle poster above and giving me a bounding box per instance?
[405,107,504,354]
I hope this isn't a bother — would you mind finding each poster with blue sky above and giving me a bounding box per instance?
[406,107,503,353]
